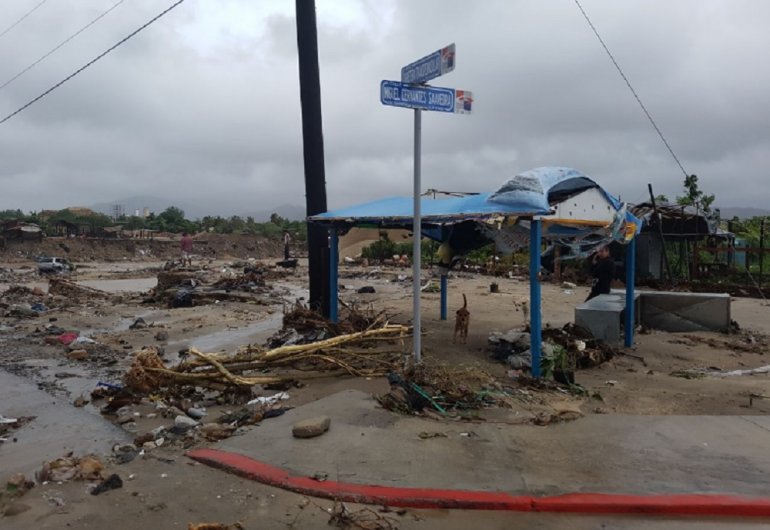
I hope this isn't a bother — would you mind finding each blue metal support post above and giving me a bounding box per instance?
[529,219,542,377]
[624,236,636,347]
[329,228,339,323]
[440,275,448,320]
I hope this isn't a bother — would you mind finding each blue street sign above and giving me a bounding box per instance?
[380,80,473,114]
[401,43,455,84]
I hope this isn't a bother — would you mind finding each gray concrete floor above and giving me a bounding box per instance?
[217,389,770,496]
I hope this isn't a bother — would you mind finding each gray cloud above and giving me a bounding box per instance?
[0,0,767,218]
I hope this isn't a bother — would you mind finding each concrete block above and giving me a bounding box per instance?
[639,291,730,332]
[575,294,627,345]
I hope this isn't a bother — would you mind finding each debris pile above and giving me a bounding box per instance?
[211,270,266,291]
[152,265,284,308]
[278,301,386,343]
[122,323,410,394]
[377,361,509,416]
[36,454,105,483]
[0,285,49,318]
[488,323,616,378]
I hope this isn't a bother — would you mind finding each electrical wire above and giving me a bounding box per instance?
[0,0,127,91]
[0,0,186,125]
[573,0,689,178]
[0,0,50,41]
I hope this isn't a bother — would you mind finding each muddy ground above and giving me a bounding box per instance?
[1,252,769,529]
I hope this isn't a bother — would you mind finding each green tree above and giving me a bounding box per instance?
[676,174,715,213]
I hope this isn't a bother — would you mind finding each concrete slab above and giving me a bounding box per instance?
[0,370,129,476]
[216,390,770,496]
[639,291,731,332]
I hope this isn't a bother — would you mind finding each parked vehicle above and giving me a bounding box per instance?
[37,257,73,274]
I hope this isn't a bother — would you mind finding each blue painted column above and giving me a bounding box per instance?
[440,274,448,320]
[529,219,542,377]
[329,228,339,323]
[624,236,636,347]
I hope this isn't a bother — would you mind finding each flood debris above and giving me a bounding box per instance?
[328,502,399,530]
[377,362,510,416]
[36,454,104,483]
[121,322,409,394]
[90,473,122,495]
[187,523,244,530]
[48,278,112,300]
[1,472,35,518]
[0,415,34,443]
[280,301,387,340]
[488,323,616,380]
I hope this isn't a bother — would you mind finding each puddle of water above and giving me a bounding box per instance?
[79,278,157,293]
[0,369,129,476]
[169,312,285,353]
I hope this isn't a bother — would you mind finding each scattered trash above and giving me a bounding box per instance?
[247,392,290,407]
[67,349,89,360]
[377,363,509,416]
[129,317,148,330]
[37,454,104,483]
[174,415,199,429]
[200,423,237,441]
[57,331,79,345]
[90,474,122,496]
[713,365,770,377]
[418,432,447,439]
[328,502,398,530]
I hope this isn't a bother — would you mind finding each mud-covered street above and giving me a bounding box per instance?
[2,249,770,528]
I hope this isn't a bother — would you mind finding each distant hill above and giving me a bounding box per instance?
[717,206,770,219]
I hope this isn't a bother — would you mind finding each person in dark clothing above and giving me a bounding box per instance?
[586,245,615,301]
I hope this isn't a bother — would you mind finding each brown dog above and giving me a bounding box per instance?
[453,294,470,343]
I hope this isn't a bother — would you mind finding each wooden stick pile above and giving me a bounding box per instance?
[123,323,410,393]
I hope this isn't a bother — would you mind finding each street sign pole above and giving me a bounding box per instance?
[413,108,422,363]
[380,43,471,364]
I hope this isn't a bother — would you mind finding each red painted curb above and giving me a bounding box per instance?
[187,448,770,517]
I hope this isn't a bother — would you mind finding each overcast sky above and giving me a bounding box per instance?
[0,0,768,218]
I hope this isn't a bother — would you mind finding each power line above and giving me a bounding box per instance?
[0,0,186,125]
[0,0,50,41]
[0,0,127,91]
[573,0,690,178]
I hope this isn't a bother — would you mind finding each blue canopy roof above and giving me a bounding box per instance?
[310,166,640,239]
[310,192,550,225]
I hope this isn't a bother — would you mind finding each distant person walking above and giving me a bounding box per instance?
[586,245,614,301]
[180,232,193,267]
[283,230,291,261]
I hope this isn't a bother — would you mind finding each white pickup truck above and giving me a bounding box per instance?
[37,257,73,274]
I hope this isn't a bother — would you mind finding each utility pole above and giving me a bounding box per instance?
[295,0,330,316]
